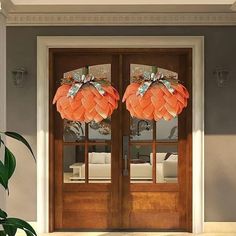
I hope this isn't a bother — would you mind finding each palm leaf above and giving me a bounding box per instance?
[0,209,7,219]
[0,161,8,190]
[4,147,16,179]
[2,225,17,236]
[0,231,7,236]
[2,218,36,236]
[4,132,35,161]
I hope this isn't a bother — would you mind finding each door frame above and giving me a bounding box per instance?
[37,36,204,234]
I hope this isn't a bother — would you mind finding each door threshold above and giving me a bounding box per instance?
[45,232,193,236]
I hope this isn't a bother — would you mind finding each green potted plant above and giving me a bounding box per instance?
[0,131,37,236]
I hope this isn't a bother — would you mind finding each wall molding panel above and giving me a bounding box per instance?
[204,222,236,233]
[7,12,236,26]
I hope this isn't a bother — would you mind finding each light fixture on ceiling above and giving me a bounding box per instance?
[12,67,27,87]
[213,66,229,87]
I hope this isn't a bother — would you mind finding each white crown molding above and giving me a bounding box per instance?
[6,12,236,26]
[0,0,14,16]
[231,1,236,11]
[8,4,234,13]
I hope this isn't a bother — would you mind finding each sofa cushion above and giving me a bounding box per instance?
[89,152,106,164]
[150,153,167,164]
[168,154,178,161]
[105,153,111,164]
[163,160,177,178]
[88,153,93,163]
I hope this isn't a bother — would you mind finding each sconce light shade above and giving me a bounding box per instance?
[213,67,229,87]
[12,67,27,87]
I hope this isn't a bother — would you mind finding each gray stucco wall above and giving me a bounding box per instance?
[6,26,236,222]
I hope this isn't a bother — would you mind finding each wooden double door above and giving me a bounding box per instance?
[49,48,192,232]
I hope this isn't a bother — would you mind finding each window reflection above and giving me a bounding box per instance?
[89,64,111,82]
[88,145,111,183]
[130,118,153,141]
[156,117,178,141]
[63,120,85,142]
[63,145,85,183]
[156,144,178,183]
[130,145,152,183]
[89,118,111,141]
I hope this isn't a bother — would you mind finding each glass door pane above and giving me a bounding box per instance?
[63,120,85,142]
[63,145,85,183]
[88,145,111,183]
[130,144,153,183]
[155,144,178,183]
[88,119,111,141]
[156,118,178,141]
[130,118,153,141]
[62,64,112,184]
[129,64,179,185]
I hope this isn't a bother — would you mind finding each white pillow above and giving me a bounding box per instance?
[167,154,178,161]
[150,153,167,164]
[90,152,106,164]
[157,153,167,163]
[163,161,177,177]
[105,153,111,164]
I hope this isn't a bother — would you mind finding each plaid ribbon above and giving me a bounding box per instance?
[67,73,105,98]
[137,72,175,96]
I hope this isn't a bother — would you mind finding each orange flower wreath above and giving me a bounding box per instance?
[122,70,189,121]
[53,72,119,123]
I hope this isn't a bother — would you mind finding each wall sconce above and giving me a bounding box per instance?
[213,67,229,87]
[12,67,27,87]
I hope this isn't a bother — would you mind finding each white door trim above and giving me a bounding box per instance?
[37,36,204,234]
[0,12,7,212]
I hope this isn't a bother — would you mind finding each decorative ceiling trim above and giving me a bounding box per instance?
[0,0,14,16]
[6,12,236,26]
[231,1,236,11]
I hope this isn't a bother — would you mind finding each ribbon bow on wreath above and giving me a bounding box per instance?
[66,73,106,98]
[122,67,189,121]
[137,71,175,96]
[53,69,120,123]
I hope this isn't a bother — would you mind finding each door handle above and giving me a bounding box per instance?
[123,135,129,176]
[123,154,128,176]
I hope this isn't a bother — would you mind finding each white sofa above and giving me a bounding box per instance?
[69,152,177,182]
